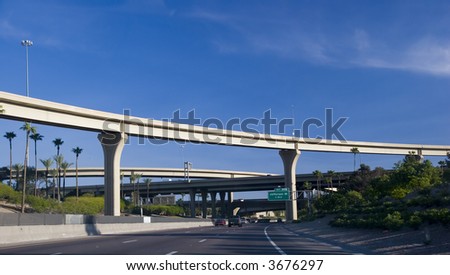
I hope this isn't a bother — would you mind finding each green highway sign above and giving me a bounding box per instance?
[268,189,290,201]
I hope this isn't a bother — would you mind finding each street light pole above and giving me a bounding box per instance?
[21,40,33,97]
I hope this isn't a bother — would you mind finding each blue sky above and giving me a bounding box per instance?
[1,0,450,198]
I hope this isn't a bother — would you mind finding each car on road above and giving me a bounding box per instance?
[228,215,242,227]
[213,218,227,226]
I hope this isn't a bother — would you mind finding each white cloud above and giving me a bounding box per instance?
[353,37,450,76]
[189,8,450,77]
[0,19,28,40]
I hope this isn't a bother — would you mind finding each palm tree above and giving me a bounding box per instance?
[326,170,336,189]
[20,122,37,213]
[40,158,54,198]
[129,172,142,206]
[136,173,142,205]
[52,138,64,156]
[337,173,344,187]
[50,169,58,199]
[30,133,44,196]
[312,170,323,198]
[350,147,360,172]
[4,132,17,187]
[303,181,312,215]
[12,163,24,191]
[143,178,152,204]
[53,138,64,196]
[71,147,83,200]
[53,155,64,202]
[60,161,73,199]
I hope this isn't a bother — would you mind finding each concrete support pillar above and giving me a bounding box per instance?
[201,190,208,219]
[227,191,234,218]
[189,189,196,218]
[219,191,226,217]
[279,149,301,222]
[210,191,217,218]
[98,132,128,216]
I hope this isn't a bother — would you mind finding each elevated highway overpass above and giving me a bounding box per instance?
[2,91,449,220]
[66,172,350,195]
[0,167,274,180]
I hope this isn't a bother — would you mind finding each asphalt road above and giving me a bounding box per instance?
[0,223,358,255]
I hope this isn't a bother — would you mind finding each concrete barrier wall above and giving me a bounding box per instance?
[0,221,212,246]
[0,213,150,226]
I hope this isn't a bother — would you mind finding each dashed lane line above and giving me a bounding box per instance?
[122,239,138,244]
[166,251,178,255]
[198,239,207,243]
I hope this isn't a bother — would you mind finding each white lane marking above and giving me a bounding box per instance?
[51,252,62,255]
[198,239,207,243]
[122,239,138,244]
[166,251,178,255]
[264,225,286,255]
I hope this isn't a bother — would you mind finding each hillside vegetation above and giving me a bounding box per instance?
[305,153,450,230]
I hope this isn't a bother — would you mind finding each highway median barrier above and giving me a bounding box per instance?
[0,213,211,246]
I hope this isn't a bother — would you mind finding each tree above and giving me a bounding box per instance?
[3,132,16,187]
[40,158,53,198]
[29,133,44,196]
[326,170,336,189]
[12,163,23,191]
[53,155,64,202]
[143,178,152,204]
[20,122,37,213]
[303,181,312,215]
[50,169,58,199]
[376,154,442,199]
[60,161,73,199]
[312,170,323,198]
[129,172,142,206]
[52,138,64,156]
[350,147,360,172]
[438,159,446,171]
[71,147,83,200]
[52,138,64,197]
[136,173,142,205]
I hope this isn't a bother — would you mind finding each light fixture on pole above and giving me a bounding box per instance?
[21,39,33,97]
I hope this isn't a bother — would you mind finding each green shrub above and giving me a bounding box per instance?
[139,205,184,216]
[390,188,410,199]
[0,184,21,204]
[383,211,404,230]
[420,208,450,225]
[407,212,422,230]
[25,195,59,213]
[60,196,104,215]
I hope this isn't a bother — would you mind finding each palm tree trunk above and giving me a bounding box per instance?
[56,172,61,202]
[63,173,66,199]
[75,156,79,200]
[34,140,38,196]
[21,133,30,213]
[45,168,49,199]
[9,141,13,187]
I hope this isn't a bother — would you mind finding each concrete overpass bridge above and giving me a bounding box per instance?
[2,91,450,221]
[0,167,274,180]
